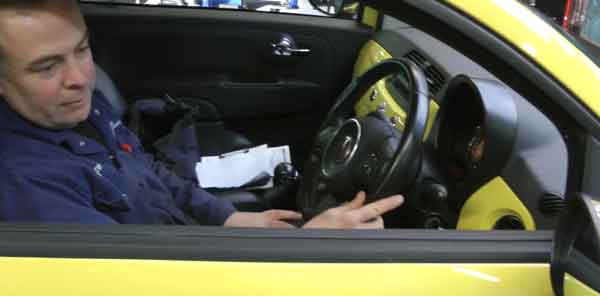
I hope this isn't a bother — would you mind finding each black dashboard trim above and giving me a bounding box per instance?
[434,77,518,209]
[0,223,552,263]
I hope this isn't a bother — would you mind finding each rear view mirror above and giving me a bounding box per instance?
[551,193,600,296]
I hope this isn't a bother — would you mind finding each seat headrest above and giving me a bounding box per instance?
[95,64,127,118]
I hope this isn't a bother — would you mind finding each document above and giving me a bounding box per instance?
[195,145,291,189]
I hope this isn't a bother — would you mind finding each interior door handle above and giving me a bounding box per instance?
[271,35,311,57]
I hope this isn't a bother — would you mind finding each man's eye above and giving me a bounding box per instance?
[37,63,56,72]
[77,45,90,53]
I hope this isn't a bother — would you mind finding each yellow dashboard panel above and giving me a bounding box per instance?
[565,273,600,296]
[353,40,439,140]
[457,177,536,230]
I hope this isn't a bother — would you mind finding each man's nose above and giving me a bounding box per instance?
[63,59,90,89]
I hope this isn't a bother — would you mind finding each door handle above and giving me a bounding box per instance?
[271,35,311,57]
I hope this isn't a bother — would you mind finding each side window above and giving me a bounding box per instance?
[565,0,600,47]
[81,0,358,19]
[580,0,600,46]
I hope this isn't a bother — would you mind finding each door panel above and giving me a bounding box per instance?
[83,5,370,119]
[83,3,371,162]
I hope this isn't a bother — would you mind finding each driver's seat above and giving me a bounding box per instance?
[94,64,271,211]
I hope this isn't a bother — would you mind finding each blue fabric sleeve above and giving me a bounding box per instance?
[96,92,236,225]
[0,168,118,224]
[144,153,237,225]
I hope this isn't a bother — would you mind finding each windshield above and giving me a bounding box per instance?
[559,0,600,65]
[81,0,334,17]
[577,0,600,46]
[520,0,600,69]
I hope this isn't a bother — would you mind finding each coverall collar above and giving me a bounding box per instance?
[0,92,116,156]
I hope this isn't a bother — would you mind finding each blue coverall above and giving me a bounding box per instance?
[0,92,236,225]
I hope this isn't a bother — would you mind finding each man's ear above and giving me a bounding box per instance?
[0,79,5,97]
[0,68,5,96]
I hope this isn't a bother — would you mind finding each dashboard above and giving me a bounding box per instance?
[352,25,569,230]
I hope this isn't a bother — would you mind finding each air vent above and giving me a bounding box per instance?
[493,216,525,230]
[539,194,566,217]
[404,50,446,95]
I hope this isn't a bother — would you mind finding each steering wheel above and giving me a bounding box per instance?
[297,58,430,219]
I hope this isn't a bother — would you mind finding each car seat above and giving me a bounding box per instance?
[94,64,272,212]
[95,65,254,155]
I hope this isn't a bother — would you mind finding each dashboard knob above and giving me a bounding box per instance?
[424,182,448,203]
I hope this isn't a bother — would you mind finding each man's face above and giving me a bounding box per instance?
[0,2,95,129]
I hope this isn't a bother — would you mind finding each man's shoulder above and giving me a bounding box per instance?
[0,151,76,187]
[92,90,122,121]
[0,130,77,175]
[0,128,59,152]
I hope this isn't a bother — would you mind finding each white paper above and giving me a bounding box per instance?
[195,145,291,189]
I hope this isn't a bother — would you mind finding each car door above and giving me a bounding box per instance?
[0,224,556,295]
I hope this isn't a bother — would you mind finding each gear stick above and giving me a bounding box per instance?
[266,162,301,211]
[274,162,300,187]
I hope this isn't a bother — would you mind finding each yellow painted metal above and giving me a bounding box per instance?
[353,40,392,77]
[343,2,359,15]
[457,177,536,230]
[361,6,379,28]
[353,40,439,139]
[353,42,407,129]
[425,100,439,140]
[565,273,600,296]
[0,257,553,296]
[444,0,600,117]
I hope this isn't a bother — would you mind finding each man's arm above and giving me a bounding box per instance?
[0,168,118,223]
[107,110,236,225]
[143,153,237,225]
[143,152,314,227]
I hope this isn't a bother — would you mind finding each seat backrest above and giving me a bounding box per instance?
[95,64,127,118]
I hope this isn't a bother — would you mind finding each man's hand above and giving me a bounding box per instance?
[302,191,404,229]
[224,210,303,228]
[223,191,404,229]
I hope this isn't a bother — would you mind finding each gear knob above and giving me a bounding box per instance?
[273,162,299,187]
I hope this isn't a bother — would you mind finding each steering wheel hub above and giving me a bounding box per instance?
[322,119,361,177]
[321,115,403,200]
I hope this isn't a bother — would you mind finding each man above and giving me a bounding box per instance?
[0,0,404,228]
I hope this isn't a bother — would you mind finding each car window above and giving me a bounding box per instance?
[578,0,600,46]
[80,0,356,18]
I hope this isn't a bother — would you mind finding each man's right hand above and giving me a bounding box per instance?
[223,191,404,229]
[302,191,404,229]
